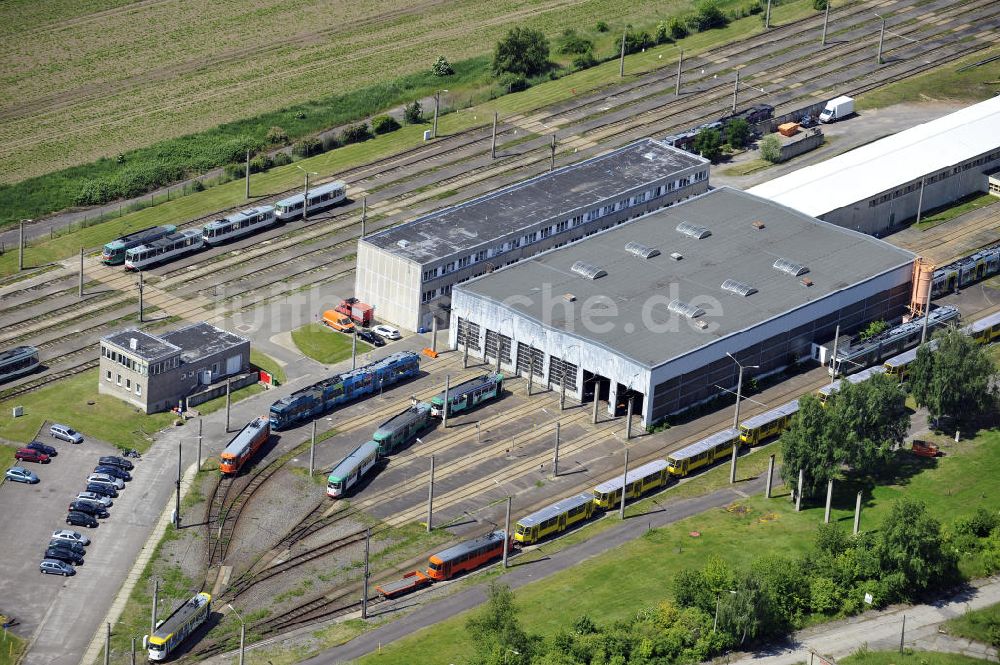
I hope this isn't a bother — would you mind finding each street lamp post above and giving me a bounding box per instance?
[295,165,319,221]
[227,604,246,665]
[713,589,738,632]
[726,352,759,484]
[432,89,449,139]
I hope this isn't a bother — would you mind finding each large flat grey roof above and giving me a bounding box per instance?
[102,329,180,361]
[160,322,247,364]
[364,139,706,264]
[456,187,916,369]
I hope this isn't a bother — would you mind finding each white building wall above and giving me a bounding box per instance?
[355,241,423,332]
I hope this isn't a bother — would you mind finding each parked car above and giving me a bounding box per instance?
[98,456,133,471]
[372,324,401,340]
[85,482,118,498]
[14,448,49,464]
[26,441,57,457]
[39,559,75,576]
[68,501,109,519]
[86,473,124,490]
[73,497,112,514]
[94,465,131,482]
[356,329,386,347]
[76,491,112,508]
[52,529,90,546]
[44,546,84,566]
[5,466,39,484]
[50,424,83,444]
[66,511,98,528]
[48,539,86,556]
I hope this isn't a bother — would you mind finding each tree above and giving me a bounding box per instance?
[668,16,689,39]
[557,28,593,55]
[654,21,673,44]
[404,100,424,124]
[875,498,958,596]
[829,373,909,476]
[749,554,809,636]
[492,26,550,77]
[372,115,401,135]
[692,128,722,162]
[432,55,454,76]
[909,327,997,425]
[466,582,534,664]
[781,395,839,497]
[760,134,782,162]
[859,319,889,341]
[725,118,751,149]
[690,0,729,31]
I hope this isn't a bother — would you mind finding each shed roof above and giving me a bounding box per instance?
[747,96,1000,217]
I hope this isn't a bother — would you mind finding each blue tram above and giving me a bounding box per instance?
[268,351,420,430]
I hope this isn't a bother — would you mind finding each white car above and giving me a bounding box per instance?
[87,473,125,490]
[52,529,90,546]
[372,325,401,340]
[77,491,113,508]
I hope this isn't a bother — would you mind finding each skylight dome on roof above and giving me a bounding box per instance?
[571,261,607,280]
[721,279,757,297]
[773,258,809,276]
[625,241,660,259]
[676,222,711,239]
[667,299,705,318]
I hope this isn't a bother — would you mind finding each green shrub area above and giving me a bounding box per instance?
[842,650,992,665]
[945,602,1000,649]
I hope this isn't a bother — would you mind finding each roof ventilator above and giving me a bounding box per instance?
[625,241,660,259]
[563,293,577,302]
[676,221,712,239]
[694,320,709,330]
[801,277,814,287]
[670,252,683,261]
[668,299,705,319]
[571,261,607,280]
[773,258,809,277]
[721,279,757,297]
[752,220,766,230]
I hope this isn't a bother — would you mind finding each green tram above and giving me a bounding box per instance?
[373,401,434,455]
[430,372,504,418]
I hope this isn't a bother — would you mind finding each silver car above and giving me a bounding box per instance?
[5,466,39,484]
[39,559,75,576]
[52,529,90,546]
[87,473,124,490]
[76,491,113,508]
[50,424,83,444]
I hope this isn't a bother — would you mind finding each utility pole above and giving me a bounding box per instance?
[853,490,863,534]
[876,18,885,65]
[138,271,144,323]
[174,442,181,528]
[822,0,831,45]
[675,49,683,96]
[900,615,906,654]
[796,468,804,512]
[491,112,498,159]
[360,196,367,239]
[351,330,357,371]
[432,91,441,138]
[592,383,600,424]
[245,149,251,199]
[619,448,630,520]
[553,422,561,477]
[131,636,136,665]
[151,579,159,634]
[732,68,740,112]
[915,179,926,224]
[225,378,232,432]
[18,220,24,271]
[302,171,311,220]
[765,454,775,498]
[559,367,566,411]
[309,420,316,476]
[431,316,438,353]
[104,622,110,665]
[920,283,932,344]
[765,0,772,28]
[463,337,469,368]
[79,248,84,298]
[729,355,757,484]
[426,455,435,532]
[549,135,556,171]
[362,527,371,619]
[197,419,203,469]
[824,479,833,524]
[625,396,634,440]
[527,354,534,396]
[238,619,245,665]
[442,375,450,428]
[502,496,512,568]
[829,324,840,381]
[619,28,627,77]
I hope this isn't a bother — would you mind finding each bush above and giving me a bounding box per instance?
[372,115,401,135]
[248,154,273,174]
[726,118,751,149]
[432,55,454,77]
[595,20,609,32]
[813,0,828,9]
[690,0,729,31]
[340,123,373,145]
[265,126,289,146]
[616,30,654,55]
[654,21,674,44]
[272,151,292,167]
[668,16,689,39]
[492,26,550,77]
[557,28,594,55]
[320,134,341,152]
[954,509,1000,539]
[693,128,723,162]
[760,134,782,162]
[497,72,528,93]
[190,179,205,192]
[572,51,598,70]
[224,163,246,179]
[404,100,424,124]
[748,0,764,14]
[291,137,322,158]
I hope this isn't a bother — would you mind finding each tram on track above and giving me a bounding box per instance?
[202,206,277,246]
[102,225,176,265]
[0,345,39,383]
[373,401,434,456]
[931,242,1000,298]
[219,417,271,475]
[274,181,347,221]
[666,428,740,478]
[514,492,595,545]
[124,229,204,271]
[326,440,380,498]
[426,530,510,581]
[268,351,420,430]
[147,592,211,661]
[592,459,670,509]
[430,372,504,418]
[830,305,958,376]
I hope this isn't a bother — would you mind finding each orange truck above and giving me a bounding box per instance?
[335,298,374,326]
[911,440,940,458]
[322,310,355,333]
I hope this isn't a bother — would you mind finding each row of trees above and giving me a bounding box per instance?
[465,501,1000,664]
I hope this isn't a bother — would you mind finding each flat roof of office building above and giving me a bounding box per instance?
[102,329,181,361]
[363,139,707,264]
[160,322,248,363]
[455,187,915,369]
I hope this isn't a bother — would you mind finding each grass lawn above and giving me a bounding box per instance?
[291,324,372,365]
[915,192,998,231]
[944,602,1000,647]
[354,428,1000,665]
[720,157,775,177]
[251,350,286,385]
[841,650,992,665]
[0,630,26,665]
[195,384,265,416]
[857,47,1000,110]
[0,370,175,450]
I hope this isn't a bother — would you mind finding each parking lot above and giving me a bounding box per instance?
[0,423,142,665]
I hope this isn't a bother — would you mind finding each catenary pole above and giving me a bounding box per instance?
[592,382,600,424]
[426,455,435,532]
[553,422,561,476]
[442,375,450,428]
[765,0,772,28]
[18,220,24,271]
[302,172,310,221]
[796,468,804,512]
[361,196,367,238]
[362,527,371,618]
[877,18,885,65]
[854,490,863,534]
[920,280,932,344]
[175,442,181,527]
[732,68,740,112]
[625,396,634,440]
[619,448,630,520]
[822,0,831,45]
[491,112,498,159]
[824,479,833,523]
[730,363,746,484]
[245,150,251,199]
[197,418,203,469]
[431,316,438,353]
[351,330,357,371]
[550,135,556,171]
[104,623,110,665]
[619,28,627,77]
[151,579,159,634]
[79,248,84,298]
[503,496,512,568]
[765,454,775,498]
[138,270,144,323]
[309,421,316,476]
[675,49,683,96]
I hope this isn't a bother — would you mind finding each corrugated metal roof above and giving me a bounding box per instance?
[748,96,1000,217]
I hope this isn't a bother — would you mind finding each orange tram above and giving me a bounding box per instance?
[376,530,510,598]
[219,417,270,475]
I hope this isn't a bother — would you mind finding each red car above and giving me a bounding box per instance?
[14,448,49,464]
